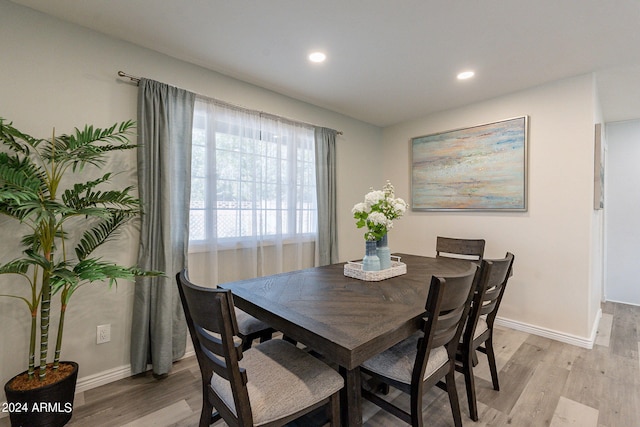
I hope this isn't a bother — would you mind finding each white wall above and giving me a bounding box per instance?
[0,0,380,400]
[604,119,640,305]
[382,74,603,343]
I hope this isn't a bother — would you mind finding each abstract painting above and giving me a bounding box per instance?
[411,116,528,211]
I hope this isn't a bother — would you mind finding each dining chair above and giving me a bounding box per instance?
[456,252,515,421]
[235,309,275,351]
[184,277,274,351]
[360,265,478,427]
[176,270,344,427]
[436,236,486,262]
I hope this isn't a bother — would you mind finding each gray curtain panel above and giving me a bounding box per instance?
[314,127,338,265]
[131,78,196,375]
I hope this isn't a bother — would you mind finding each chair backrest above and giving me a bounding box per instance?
[436,236,486,261]
[463,253,515,345]
[413,264,478,384]
[477,252,514,325]
[176,270,254,425]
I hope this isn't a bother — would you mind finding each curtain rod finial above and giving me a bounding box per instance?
[117,70,140,84]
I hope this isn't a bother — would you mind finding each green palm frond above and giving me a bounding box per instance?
[22,249,52,271]
[0,153,47,196]
[72,259,162,290]
[12,199,72,226]
[41,120,136,172]
[0,197,40,222]
[61,174,112,208]
[49,263,79,294]
[0,189,36,206]
[63,187,140,212]
[0,154,48,220]
[0,186,40,207]
[74,259,136,283]
[50,261,162,302]
[0,258,34,276]
[0,259,38,310]
[74,212,132,260]
[20,233,43,252]
[0,118,43,155]
[69,207,113,220]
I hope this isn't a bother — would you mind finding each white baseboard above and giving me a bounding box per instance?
[495,310,601,350]
[603,297,640,307]
[76,348,196,394]
[75,364,131,394]
[588,308,603,347]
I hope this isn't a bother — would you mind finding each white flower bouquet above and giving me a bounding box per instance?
[352,181,408,241]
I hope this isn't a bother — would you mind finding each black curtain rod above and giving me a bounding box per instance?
[116,71,343,135]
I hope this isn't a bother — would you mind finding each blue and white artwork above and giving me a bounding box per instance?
[411,116,528,211]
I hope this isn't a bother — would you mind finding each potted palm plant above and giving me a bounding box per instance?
[0,118,159,427]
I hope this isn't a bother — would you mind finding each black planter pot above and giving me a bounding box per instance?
[4,362,78,427]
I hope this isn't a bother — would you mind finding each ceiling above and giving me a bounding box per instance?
[11,0,640,127]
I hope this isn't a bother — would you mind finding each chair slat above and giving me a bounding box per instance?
[195,325,244,361]
[431,305,465,348]
[436,236,485,261]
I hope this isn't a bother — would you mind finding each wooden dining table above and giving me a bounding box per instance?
[220,253,475,427]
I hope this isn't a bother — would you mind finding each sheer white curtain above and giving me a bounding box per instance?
[188,97,318,285]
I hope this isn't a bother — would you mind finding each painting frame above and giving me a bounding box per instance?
[593,123,604,210]
[411,116,528,212]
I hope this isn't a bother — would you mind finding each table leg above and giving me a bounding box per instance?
[339,366,362,427]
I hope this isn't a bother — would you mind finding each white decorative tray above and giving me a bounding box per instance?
[344,256,407,281]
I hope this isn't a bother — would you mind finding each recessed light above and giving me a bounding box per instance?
[457,71,475,80]
[308,52,326,63]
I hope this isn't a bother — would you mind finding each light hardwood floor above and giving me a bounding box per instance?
[2,301,638,427]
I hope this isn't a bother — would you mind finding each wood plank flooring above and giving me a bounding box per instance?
[1,301,638,427]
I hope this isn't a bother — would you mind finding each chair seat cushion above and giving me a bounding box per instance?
[210,339,343,426]
[361,331,449,385]
[235,308,270,336]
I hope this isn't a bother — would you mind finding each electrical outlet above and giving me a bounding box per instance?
[97,324,111,344]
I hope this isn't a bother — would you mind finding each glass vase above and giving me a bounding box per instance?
[376,233,391,270]
[362,240,381,271]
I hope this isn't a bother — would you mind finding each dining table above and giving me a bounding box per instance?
[220,253,475,427]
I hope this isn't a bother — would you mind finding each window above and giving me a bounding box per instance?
[189,98,317,247]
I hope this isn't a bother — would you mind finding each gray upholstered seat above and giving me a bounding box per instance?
[235,308,270,336]
[459,316,488,344]
[361,331,448,384]
[233,307,275,350]
[210,339,343,426]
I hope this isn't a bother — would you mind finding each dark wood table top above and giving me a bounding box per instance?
[221,253,475,370]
